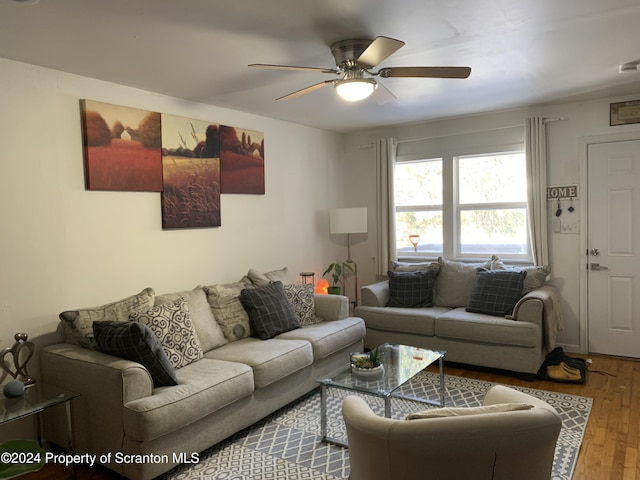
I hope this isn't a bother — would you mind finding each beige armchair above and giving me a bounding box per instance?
[342,385,562,480]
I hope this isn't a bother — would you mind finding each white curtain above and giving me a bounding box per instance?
[525,117,549,266]
[375,138,398,276]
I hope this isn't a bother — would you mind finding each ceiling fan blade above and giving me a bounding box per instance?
[372,81,397,105]
[275,80,335,101]
[356,36,405,68]
[378,66,472,79]
[249,64,339,74]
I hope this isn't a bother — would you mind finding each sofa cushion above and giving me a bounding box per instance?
[123,358,254,442]
[130,297,203,369]
[436,308,540,347]
[433,258,491,308]
[354,305,449,337]
[466,269,526,317]
[247,267,291,287]
[203,279,254,342]
[59,287,155,350]
[283,284,316,325]
[489,255,551,294]
[205,337,313,388]
[277,317,366,360]
[93,320,178,387]
[391,261,440,274]
[155,287,227,352]
[387,269,438,308]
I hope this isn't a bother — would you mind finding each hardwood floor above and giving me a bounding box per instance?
[24,354,640,480]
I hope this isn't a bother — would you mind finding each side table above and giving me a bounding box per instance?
[1,383,79,477]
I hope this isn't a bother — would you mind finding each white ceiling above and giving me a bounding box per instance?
[2,0,640,133]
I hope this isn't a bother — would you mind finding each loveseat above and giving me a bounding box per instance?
[354,257,563,376]
[41,268,365,480]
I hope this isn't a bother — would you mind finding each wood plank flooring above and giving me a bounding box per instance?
[23,354,640,480]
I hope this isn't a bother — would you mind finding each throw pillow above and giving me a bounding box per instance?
[386,269,438,308]
[489,255,551,294]
[155,287,227,352]
[240,281,300,340]
[93,320,178,387]
[391,261,440,274]
[406,403,533,420]
[432,258,491,307]
[130,297,203,369]
[466,269,527,317]
[59,287,156,350]
[283,283,317,325]
[247,267,291,287]
[203,279,254,342]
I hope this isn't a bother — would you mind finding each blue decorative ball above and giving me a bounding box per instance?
[3,380,25,398]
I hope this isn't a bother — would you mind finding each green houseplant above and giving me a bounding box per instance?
[322,261,354,295]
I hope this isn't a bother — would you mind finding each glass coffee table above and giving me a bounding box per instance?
[317,343,445,446]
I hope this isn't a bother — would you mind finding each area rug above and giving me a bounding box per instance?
[163,371,592,480]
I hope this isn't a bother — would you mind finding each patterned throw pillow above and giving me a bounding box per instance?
[466,269,527,317]
[155,287,227,352]
[488,255,551,294]
[240,281,300,340]
[203,280,254,342]
[130,297,203,369]
[59,287,156,350]
[386,269,438,308]
[283,284,316,325]
[93,320,178,387]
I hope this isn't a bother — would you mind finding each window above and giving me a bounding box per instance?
[394,151,530,261]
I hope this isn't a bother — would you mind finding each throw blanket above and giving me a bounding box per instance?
[508,285,564,353]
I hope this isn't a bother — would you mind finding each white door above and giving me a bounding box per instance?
[587,139,640,358]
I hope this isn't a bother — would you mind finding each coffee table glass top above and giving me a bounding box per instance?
[318,343,444,397]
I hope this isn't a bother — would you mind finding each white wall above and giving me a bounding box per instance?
[343,95,640,353]
[0,57,347,385]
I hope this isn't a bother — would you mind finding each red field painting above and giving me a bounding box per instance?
[220,125,265,194]
[81,100,162,191]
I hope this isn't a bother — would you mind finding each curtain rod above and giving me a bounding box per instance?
[357,116,566,149]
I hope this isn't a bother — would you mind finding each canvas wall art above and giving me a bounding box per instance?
[81,100,163,191]
[160,114,221,229]
[220,125,265,194]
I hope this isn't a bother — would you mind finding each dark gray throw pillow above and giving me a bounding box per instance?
[386,269,438,308]
[93,320,178,387]
[240,281,300,340]
[466,269,526,317]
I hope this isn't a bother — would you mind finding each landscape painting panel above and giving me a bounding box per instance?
[161,114,221,229]
[220,125,265,194]
[81,99,162,191]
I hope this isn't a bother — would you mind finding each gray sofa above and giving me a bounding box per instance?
[41,269,365,480]
[354,258,563,376]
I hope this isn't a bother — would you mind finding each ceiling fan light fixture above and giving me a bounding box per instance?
[335,78,377,102]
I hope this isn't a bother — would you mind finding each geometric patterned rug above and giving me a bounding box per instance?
[162,371,592,480]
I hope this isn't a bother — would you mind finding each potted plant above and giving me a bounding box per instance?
[350,348,384,378]
[322,261,354,295]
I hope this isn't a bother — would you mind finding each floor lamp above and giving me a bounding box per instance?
[330,207,368,307]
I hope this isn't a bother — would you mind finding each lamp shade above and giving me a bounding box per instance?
[330,208,368,234]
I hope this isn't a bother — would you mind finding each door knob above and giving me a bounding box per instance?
[590,248,600,256]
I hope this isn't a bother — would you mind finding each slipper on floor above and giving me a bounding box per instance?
[547,364,581,381]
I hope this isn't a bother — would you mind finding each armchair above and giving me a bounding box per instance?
[342,385,562,480]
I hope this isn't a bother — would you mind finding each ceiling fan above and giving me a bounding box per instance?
[249,36,471,103]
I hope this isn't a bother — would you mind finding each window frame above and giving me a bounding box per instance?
[395,143,532,263]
